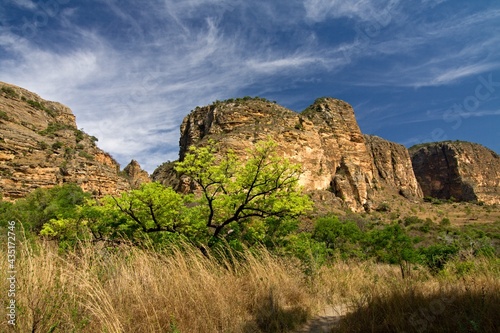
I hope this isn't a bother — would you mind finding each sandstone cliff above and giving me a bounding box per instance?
[410,141,500,204]
[154,97,423,211]
[123,160,151,189]
[364,134,423,200]
[0,82,147,200]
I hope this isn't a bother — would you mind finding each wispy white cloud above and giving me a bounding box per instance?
[344,6,500,88]
[8,0,37,10]
[303,0,400,23]
[2,0,500,170]
[1,0,350,172]
[459,110,500,118]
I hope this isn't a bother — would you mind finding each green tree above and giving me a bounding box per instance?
[41,183,206,247]
[175,140,313,246]
[1,184,90,232]
[366,223,419,279]
[104,182,205,242]
[312,216,364,259]
[41,141,312,250]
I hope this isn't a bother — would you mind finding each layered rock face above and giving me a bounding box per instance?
[155,97,423,211]
[123,159,151,189]
[410,141,500,204]
[0,82,146,200]
[365,135,423,200]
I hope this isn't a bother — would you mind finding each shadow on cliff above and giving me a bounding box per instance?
[334,284,500,333]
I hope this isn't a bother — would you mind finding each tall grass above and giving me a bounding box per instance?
[1,238,498,333]
[329,258,500,333]
[1,240,314,333]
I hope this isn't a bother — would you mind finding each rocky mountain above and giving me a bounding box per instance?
[4,82,497,208]
[154,97,423,211]
[410,141,500,204]
[0,82,148,200]
[123,159,151,189]
[364,134,423,200]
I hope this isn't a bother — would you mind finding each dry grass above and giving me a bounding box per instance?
[0,240,315,333]
[328,258,500,333]
[1,238,498,333]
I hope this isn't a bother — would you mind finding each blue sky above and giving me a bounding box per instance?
[1,0,499,172]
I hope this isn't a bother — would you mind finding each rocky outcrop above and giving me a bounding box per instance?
[410,141,500,204]
[364,135,422,199]
[123,160,151,189]
[155,97,423,211]
[0,82,132,200]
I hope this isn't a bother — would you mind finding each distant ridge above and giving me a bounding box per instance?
[0,81,148,200]
[410,141,500,204]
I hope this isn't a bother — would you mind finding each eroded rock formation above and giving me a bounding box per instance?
[0,82,145,199]
[123,159,151,189]
[365,134,423,200]
[410,141,500,204]
[154,97,423,211]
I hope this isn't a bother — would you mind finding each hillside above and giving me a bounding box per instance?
[0,82,148,200]
[410,141,500,205]
[153,97,423,212]
[2,83,498,209]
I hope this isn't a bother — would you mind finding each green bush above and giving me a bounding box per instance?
[74,129,84,142]
[375,202,391,212]
[402,215,424,226]
[419,243,459,273]
[0,184,90,232]
[39,122,73,136]
[78,151,94,160]
[27,99,45,110]
[52,141,64,150]
[0,110,10,121]
[38,141,49,150]
[366,224,419,278]
[312,216,364,259]
[1,86,18,98]
[286,232,328,275]
[440,217,451,226]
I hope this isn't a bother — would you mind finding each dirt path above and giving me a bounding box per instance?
[293,304,349,333]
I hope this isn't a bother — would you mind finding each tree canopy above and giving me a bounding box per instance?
[175,140,313,244]
[40,140,313,249]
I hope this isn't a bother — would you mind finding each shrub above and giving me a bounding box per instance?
[424,196,444,205]
[74,129,85,142]
[1,86,18,98]
[52,141,64,150]
[78,151,94,160]
[0,183,90,232]
[440,217,451,226]
[419,243,459,273]
[375,202,391,212]
[366,224,419,278]
[39,122,73,136]
[64,147,74,158]
[0,110,9,121]
[402,215,424,226]
[38,141,49,150]
[312,216,364,259]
